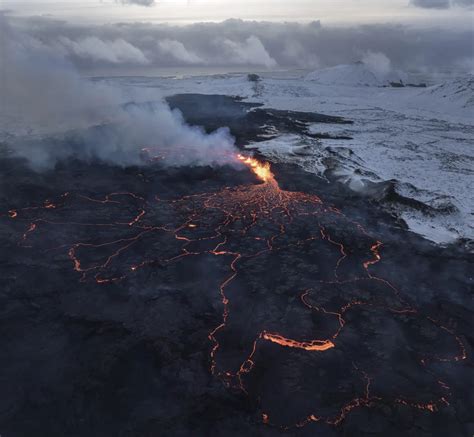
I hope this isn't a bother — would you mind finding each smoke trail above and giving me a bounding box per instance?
[0,16,236,169]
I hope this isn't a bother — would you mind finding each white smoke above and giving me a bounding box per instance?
[157,39,204,64]
[219,36,277,68]
[362,51,392,76]
[0,17,236,169]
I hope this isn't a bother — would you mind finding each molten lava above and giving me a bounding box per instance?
[4,152,467,433]
[237,154,275,184]
[262,332,335,351]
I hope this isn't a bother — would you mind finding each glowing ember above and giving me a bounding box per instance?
[237,154,275,183]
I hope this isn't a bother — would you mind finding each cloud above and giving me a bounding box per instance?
[116,0,155,6]
[3,17,473,74]
[219,36,277,68]
[157,39,203,64]
[59,36,150,64]
[411,0,473,8]
[281,40,320,69]
[411,0,450,8]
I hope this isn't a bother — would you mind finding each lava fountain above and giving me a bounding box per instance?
[237,154,276,184]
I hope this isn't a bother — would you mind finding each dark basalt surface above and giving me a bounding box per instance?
[0,95,472,437]
[166,94,353,145]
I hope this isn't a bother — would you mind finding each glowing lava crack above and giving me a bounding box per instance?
[4,153,467,432]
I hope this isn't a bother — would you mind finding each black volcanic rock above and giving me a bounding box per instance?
[0,95,472,437]
[166,94,352,145]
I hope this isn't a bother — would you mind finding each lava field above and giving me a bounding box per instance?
[0,96,472,437]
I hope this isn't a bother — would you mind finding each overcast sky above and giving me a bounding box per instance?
[1,0,473,75]
[2,0,473,27]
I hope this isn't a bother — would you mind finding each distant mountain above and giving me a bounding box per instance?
[305,62,407,87]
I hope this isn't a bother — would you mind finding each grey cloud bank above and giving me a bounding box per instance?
[411,0,473,8]
[6,17,473,73]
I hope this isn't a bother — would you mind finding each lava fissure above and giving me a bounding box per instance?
[4,153,467,431]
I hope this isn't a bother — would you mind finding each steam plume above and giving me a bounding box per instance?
[0,16,236,169]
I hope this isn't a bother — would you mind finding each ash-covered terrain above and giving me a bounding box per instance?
[0,95,472,437]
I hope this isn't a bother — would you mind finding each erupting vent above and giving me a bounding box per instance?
[237,154,275,183]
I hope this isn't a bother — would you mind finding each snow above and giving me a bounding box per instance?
[419,74,474,109]
[245,73,473,245]
[305,62,407,87]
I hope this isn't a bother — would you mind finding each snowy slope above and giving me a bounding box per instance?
[420,75,474,109]
[305,62,407,87]
[240,73,474,245]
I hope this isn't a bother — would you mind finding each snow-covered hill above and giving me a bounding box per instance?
[421,75,474,109]
[305,62,406,87]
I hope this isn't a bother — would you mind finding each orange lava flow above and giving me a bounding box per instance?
[363,240,383,270]
[4,152,468,432]
[237,154,275,184]
[262,332,335,351]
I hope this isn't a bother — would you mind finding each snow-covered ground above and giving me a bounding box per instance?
[256,73,473,245]
[305,61,407,87]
